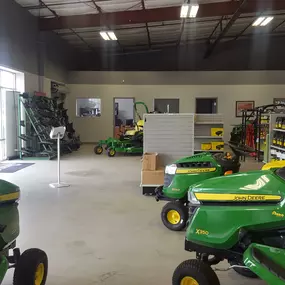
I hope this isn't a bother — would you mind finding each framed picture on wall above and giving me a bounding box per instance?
[235,101,255,117]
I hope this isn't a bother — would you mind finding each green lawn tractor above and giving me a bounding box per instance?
[155,152,241,231]
[94,101,148,157]
[0,179,48,285]
[172,166,285,285]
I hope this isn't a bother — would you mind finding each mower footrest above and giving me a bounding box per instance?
[253,248,285,281]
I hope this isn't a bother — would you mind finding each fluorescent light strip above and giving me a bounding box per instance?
[180,4,189,18]
[252,17,266,26]
[108,31,117,41]
[189,4,199,18]
[260,16,274,26]
[100,31,110,40]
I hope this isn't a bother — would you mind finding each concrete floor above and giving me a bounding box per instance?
[0,145,266,285]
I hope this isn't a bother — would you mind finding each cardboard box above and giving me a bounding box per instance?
[141,167,165,185]
[211,141,224,150]
[201,143,212,150]
[142,152,159,171]
[211,128,224,137]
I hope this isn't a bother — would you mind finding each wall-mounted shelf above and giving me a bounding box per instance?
[273,128,285,133]
[271,145,285,151]
[194,149,223,152]
[195,136,223,139]
[195,122,224,125]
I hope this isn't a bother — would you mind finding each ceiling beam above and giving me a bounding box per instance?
[204,0,248,58]
[40,0,285,31]
[141,0,151,48]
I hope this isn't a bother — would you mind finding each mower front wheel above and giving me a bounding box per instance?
[13,248,48,285]
[173,259,220,285]
[94,145,103,155]
[161,201,187,231]
[108,149,116,157]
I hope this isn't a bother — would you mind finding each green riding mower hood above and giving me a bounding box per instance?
[0,180,48,285]
[155,152,241,231]
[172,167,285,285]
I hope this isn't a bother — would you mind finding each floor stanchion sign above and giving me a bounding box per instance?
[49,126,70,188]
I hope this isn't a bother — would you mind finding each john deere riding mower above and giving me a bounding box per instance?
[94,102,148,157]
[0,179,48,285]
[172,166,285,285]
[155,152,241,231]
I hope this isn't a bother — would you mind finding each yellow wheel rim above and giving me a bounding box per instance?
[97,147,103,154]
[167,210,181,225]
[180,276,199,285]
[110,150,115,156]
[35,263,45,285]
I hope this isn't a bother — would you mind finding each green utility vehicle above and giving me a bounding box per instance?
[155,152,240,231]
[0,180,48,285]
[172,167,285,285]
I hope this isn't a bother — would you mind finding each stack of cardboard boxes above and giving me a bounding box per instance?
[141,153,164,185]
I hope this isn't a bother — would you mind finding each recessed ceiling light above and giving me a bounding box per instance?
[108,31,117,41]
[180,4,199,18]
[260,16,274,26]
[100,31,110,40]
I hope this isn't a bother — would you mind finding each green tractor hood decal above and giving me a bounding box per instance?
[191,170,284,201]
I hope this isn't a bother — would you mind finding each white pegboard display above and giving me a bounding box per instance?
[143,114,195,165]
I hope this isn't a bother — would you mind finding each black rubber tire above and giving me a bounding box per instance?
[94,145,103,155]
[13,248,48,285]
[108,149,116,157]
[230,261,258,278]
[172,259,220,285]
[161,201,188,231]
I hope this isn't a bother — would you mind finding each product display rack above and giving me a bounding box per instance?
[194,114,224,153]
[270,114,285,161]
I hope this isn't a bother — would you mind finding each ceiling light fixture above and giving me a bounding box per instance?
[180,4,199,18]
[260,16,274,26]
[108,31,117,41]
[189,4,199,18]
[252,16,274,27]
[180,4,189,18]
[100,31,110,40]
[100,31,118,41]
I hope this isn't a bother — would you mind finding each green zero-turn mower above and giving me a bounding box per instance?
[0,179,48,285]
[94,101,149,157]
[172,167,285,285]
[155,152,241,231]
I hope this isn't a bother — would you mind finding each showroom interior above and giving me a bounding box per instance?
[1,0,285,284]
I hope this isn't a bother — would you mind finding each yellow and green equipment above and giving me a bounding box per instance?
[94,102,149,157]
[0,179,48,285]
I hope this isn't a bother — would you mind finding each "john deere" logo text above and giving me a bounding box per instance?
[234,195,265,201]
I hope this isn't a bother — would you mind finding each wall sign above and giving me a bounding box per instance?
[235,101,255,117]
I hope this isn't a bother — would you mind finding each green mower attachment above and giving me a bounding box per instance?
[155,152,240,231]
[172,166,285,285]
[0,180,48,285]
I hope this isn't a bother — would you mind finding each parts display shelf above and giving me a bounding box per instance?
[194,114,224,153]
[270,114,285,161]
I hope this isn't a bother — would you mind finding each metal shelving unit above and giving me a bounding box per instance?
[270,114,285,161]
[194,114,224,153]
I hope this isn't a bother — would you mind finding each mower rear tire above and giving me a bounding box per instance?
[13,248,48,285]
[161,201,187,231]
[172,259,220,285]
[94,145,103,155]
[108,149,116,157]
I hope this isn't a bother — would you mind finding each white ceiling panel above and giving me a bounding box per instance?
[28,8,54,17]
[53,3,98,16]
[14,0,38,7]
[145,0,182,9]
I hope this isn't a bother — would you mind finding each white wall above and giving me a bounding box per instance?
[67,71,285,142]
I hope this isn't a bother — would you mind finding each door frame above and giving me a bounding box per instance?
[195,97,218,113]
[113,97,135,137]
[153,98,180,113]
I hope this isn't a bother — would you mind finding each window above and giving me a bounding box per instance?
[76,98,101,117]
[0,70,15,89]
[196,98,217,114]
